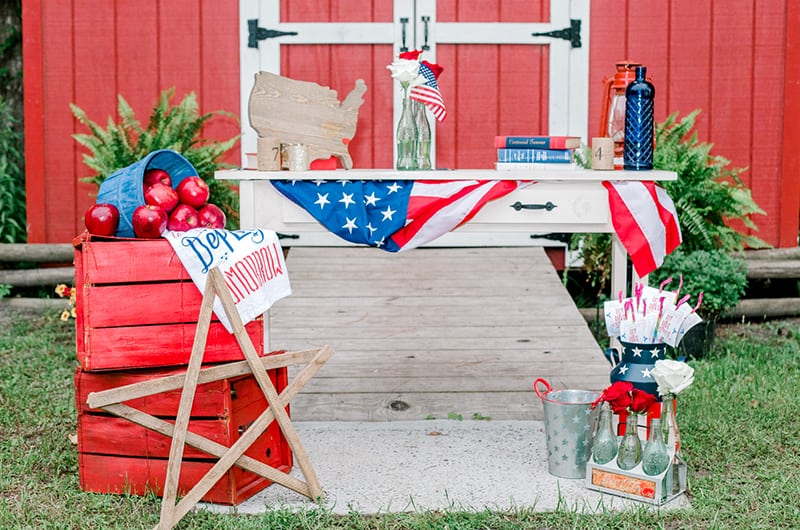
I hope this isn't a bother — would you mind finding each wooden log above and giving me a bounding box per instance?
[0,267,74,287]
[0,297,69,311]
[743,260,800,279]
[0,243,73,262]
[730,298,800,320]
[742,247,800,260]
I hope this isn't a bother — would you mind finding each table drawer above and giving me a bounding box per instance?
[468,182,610,226]
[245,180,610,241]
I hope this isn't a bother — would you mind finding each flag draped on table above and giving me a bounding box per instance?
[271,179,681,271]
[410,60,447,122]
[272,179,528,252]
[603,180,682,277]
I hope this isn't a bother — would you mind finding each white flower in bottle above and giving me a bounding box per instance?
[652,359,695,396]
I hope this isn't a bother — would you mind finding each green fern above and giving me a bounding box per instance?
[71,88,241,228]
[655,110,767,252]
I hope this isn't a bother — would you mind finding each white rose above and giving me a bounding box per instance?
[652,359,694,396]
[387,59,423,84]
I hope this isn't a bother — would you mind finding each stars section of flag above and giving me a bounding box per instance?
[271,179,530,252]
[272,179,411,249]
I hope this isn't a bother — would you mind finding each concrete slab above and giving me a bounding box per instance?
[200,420,691,516]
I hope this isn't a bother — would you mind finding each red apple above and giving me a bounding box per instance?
[144,182,179,213]
[84,203,120,236]
[197,203,226,229]
[143,168,171,189]
[132,204,168,239]
[167,203,200,232]
[176,176,210,208]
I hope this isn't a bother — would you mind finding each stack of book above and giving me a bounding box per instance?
[494,135,581,171]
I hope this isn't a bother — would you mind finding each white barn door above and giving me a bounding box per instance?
[238,0,590,168]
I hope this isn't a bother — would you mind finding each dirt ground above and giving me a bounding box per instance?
[717,317,800,342]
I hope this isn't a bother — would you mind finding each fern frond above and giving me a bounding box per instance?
[71,88,239,222]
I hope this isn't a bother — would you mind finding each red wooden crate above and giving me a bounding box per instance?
[75,364,292,505]
[73,232,266,371]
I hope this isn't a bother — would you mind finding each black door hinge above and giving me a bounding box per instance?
[531,19,581,48]
[248,19,299,48]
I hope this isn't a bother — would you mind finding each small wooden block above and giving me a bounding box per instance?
[257,137,281,171]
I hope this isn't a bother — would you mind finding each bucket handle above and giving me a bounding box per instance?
[603,347,621,367]
[533,378,552,400]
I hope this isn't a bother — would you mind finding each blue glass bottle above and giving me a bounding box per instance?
[623,66,655,170]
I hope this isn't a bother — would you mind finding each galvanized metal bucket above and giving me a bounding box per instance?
[534,378,600,479]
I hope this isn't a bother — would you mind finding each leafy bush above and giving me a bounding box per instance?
[650,248,748,320]
[71,88,240,227]
[0,95,26,243]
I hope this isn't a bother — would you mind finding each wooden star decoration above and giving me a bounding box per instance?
[85,267,333,530]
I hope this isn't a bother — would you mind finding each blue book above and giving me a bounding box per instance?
[497,148,574,163]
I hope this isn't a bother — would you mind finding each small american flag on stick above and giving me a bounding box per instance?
[410,60,447,122]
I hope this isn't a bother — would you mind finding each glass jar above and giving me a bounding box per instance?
[616,412,642,470]
[592,402,618,465]
[413,100,432,170]
[642,417,670,475]
[662,396,683,493]
[395,95,418,170]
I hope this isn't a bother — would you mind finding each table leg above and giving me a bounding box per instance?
[610,234,628,299]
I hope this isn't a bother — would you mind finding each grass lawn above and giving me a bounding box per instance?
[1,310,799,529]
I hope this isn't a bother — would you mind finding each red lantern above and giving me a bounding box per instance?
[599,61,641,169]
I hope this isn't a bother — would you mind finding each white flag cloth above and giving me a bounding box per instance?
[164,228,291,332]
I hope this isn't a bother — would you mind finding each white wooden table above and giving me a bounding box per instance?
[215,167,678,302]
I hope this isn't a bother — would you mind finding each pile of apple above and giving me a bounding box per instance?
[84,168,226,238]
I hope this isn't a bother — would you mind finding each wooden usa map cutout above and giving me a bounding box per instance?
[86,267,333,530]
[248,71,366,169]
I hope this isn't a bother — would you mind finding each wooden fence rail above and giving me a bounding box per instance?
[1,244,799,318]
[0,243,73,311]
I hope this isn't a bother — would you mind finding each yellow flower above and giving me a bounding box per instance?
[55,284,77,320]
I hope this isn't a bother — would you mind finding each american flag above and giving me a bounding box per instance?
[603,180,682,277]
[272,179,527,252]
[410,61,447,122]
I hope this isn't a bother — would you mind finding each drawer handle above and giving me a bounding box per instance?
[510,201,557,212]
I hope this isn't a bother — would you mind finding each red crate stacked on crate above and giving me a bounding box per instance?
[72,232,292,505]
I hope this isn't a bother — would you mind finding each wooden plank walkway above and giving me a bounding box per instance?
[268,246,611,421]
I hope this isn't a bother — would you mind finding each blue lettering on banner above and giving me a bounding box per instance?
[178,229,267,273]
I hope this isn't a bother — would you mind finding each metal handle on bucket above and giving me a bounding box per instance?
[533,378,552,400]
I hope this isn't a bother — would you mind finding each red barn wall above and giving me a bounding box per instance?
[23,1,799,247]
[589,0,799,248]
[22,0,240,243]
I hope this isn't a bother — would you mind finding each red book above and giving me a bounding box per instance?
[495,135,582,149]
